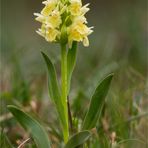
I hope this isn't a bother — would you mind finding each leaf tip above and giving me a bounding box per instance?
[108,73,114,78]
[40,51,46,58]
[104,73,114,82]
[7,105,20,114]
[40,51,51,66]
[7,105,16,110]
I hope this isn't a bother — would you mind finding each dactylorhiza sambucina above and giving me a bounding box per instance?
[34,0,93,47]
[34,0,93,143]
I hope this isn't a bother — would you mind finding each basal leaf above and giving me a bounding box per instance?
[41,52,67,137]
[82,74,114,130]
[65,131,91,148]
[7,105,50,148]
[67,42,77,93]
[41,52,61,102]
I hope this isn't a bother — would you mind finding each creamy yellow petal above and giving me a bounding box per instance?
[80,3,90,15]
[83,37,89,46]
[41,2,56,16]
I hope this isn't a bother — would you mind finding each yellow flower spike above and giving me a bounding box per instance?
[34,0,93,46]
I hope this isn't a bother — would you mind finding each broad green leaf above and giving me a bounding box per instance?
[41,52,61,102]
[65,131,91,148]
[82,74,114,130]
[7,105,50,148]
[41,52,67,137]
[67,42,77,93]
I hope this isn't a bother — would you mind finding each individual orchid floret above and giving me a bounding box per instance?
[45,10,62,28]
[41,0,57,16]
[68,20,93,47]
[69,0,82,16]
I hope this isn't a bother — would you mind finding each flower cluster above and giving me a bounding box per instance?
[34,0,93,47]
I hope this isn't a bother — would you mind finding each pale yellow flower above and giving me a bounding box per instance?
[36,24,60,42]
[77,23,92,35]
[69,0,82,16]
[69,28,83,42]
[45,27,60,42]
[68,18,93,46]
[45,10,62,28]
[41,0,57,16]
[34,0,93,46]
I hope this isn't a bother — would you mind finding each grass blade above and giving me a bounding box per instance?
[65,131,91,148]
[0,131,14,148]
[7,105,51,148]
[82,74,114,130]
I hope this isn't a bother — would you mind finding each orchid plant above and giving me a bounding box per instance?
[8,0,113,147]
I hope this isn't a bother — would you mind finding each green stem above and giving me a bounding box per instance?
[61,44,69,143]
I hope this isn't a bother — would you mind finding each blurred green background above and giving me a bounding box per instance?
[1,0,148,147]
